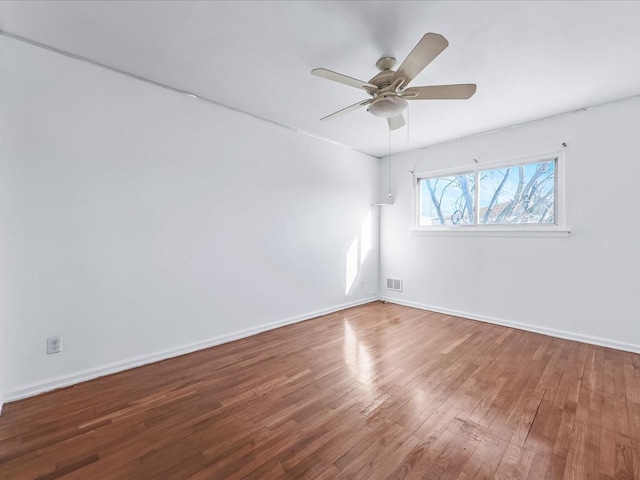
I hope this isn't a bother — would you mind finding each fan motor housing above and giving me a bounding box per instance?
[368,69,396,89]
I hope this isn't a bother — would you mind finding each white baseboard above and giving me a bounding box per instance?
[3,297,378,404]
[380,296,640,355]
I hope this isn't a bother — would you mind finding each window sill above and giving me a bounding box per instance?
[409,227,571,237]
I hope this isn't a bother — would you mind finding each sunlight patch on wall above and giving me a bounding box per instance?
[345,210,374,295]
[345,236,359,295]
[360,211,372,263]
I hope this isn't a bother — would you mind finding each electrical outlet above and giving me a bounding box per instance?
[47,335,61,354]
[360,281,365,289]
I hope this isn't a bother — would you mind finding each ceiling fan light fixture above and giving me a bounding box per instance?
[367,95,408,118]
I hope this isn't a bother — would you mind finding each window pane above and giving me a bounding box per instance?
[419,174,475,226]
[478,160,555,224]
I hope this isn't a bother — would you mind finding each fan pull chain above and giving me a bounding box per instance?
[406,105,410,143]
[388,127,392,198]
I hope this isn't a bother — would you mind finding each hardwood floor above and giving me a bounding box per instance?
[1,302,639,479]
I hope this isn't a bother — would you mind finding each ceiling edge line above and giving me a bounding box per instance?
[0,30,375,159]
[392,91,640,159]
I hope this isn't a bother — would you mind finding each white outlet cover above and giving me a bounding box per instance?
[47,335,62,354]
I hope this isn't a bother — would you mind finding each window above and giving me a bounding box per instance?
[479,161,555,225]
[414,152,566,235]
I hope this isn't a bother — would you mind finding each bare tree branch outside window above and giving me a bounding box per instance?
[418,159,555,227]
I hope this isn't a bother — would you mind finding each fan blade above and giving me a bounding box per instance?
[320,99,372,121]
[392,33,449,87]
[387,114,406,130]
[312,68,378,92]
[402,84,477,100]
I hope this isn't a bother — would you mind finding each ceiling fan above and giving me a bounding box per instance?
[311,33,476,130]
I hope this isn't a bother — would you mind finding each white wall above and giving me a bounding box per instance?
[0,36,379,401]
[380,96,640,352]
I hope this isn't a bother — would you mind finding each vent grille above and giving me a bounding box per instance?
[386,278,403,292]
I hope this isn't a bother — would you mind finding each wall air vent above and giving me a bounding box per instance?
[386,278,403,292]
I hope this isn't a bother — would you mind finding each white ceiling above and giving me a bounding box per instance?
[1,1,640,157]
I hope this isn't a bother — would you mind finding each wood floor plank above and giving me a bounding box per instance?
[0,302,639,479]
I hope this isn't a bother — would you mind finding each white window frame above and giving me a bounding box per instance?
[411,151,569,237]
